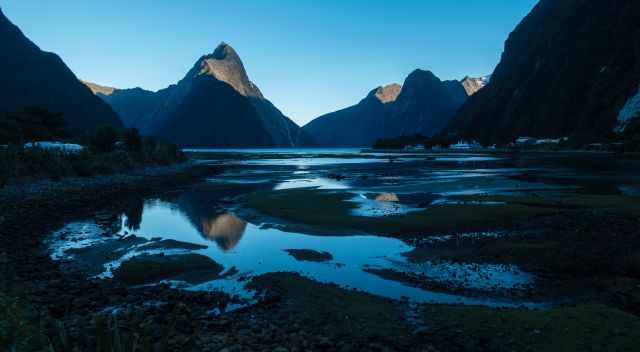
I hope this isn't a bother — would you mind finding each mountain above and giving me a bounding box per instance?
[85,43,311,147]
[303,70,468,147]
[301,84,400,147]
[448,0,640,145]
[460,76,490,96]
[84,81,168,132]
[0,8,122,134]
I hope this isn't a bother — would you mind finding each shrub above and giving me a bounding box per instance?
[122,128,142,153]
[0,135,185,188]
[89,126,119,154]
[0,293,49,351]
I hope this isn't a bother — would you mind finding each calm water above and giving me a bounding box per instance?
[49,149,639,309]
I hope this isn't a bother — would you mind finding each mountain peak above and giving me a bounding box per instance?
[407,69,438,80]
[211,42,238,60]
[194,42,263,98]
[373,84,402,103]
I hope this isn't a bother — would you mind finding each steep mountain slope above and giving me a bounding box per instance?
[448,0,640,144]
[84,81,168,132]
[391,70,465,137]
[0,9,122,133]
[85,43,310,147]
[152,43,312,147]
[303,70,466,147]
[302,84,401,147]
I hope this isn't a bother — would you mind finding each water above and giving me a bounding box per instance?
[50,200,541,308]
[50,149,636,309]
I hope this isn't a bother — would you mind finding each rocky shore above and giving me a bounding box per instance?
[0,162,240,351]
[0,162,440,351]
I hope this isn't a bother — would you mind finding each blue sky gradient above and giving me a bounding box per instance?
[2,0,537,125]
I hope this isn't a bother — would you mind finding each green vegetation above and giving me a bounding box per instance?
[0,108,69,145]
[0,108,186,187]
[248,272,410,341]
[423,304,640,352]
[0,288,188,351]
[113,254,223,285]
[0,131,186,186]
[0,292,48,352]
[244,189,555,237]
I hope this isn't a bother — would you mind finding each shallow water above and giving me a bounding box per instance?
[49,200,541,308]
[50,149,637,309]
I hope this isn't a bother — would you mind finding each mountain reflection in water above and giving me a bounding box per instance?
[200,213,247,251]
[120,189,248,251]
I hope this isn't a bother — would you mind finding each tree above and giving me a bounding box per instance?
[89,126,118,153]
[122,128,142,152]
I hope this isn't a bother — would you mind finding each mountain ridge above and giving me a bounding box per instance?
[0,8,122,133]
[447,0,640,144]
[302,70,476,147]
[85,42,311,147]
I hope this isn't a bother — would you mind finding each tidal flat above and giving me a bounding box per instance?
[4,149,640,351]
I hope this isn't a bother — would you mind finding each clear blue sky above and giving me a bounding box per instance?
[2,0,537,126]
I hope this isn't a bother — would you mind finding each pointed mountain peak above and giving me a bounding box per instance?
[370,83,402,103]
[407,69,438,80]
[193,42,263,98]
[211,42,239,60]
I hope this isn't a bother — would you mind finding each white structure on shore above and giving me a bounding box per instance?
[403,144,425,151]
[514,137,567,146]
[449,140,481,150]
[23,141,84,153]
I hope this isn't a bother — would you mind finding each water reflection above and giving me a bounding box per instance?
[123,198,143,231]
[119,191,247,251]
[200,213,247,251]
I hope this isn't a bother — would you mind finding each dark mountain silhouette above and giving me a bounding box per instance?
[303,70,468,147]
[448,0,640,145]
[86,43,312,147]
[301,84,400,147]
[84,81,168,133]
[0,9,122,134]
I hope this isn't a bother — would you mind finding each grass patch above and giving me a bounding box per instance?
[0,293,49,352]
[284,249,333,262]
[472,193,640,217]
[424,303,640,352]
[247,272,410,342]
[113,253,223,285]
[244,189,556,237]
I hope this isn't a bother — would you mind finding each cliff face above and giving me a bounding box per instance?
[0,9,122,133]
[448,0,640,144]
[460,76,489,96]
[303,71,467,147]
[86,43,310,147]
